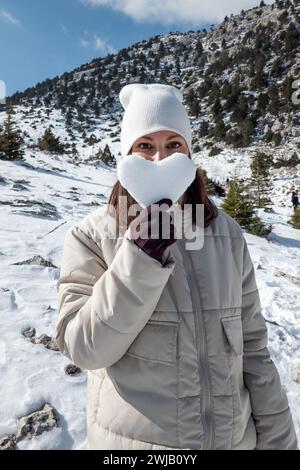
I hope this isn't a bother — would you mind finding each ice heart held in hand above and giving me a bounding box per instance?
[117,152,197,208]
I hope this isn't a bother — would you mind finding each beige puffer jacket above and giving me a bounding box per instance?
[55,202,298,450]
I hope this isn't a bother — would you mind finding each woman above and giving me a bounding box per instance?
[291,191,299,211]
[55,83,297,450]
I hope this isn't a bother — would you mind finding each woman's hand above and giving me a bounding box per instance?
[129,198,177,265]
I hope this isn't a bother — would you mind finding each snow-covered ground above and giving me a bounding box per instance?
[0,146,299,449]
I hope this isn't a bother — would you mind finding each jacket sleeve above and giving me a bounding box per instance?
[241,236,298,450]
[55,224,176,370]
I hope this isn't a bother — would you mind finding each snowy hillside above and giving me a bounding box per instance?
[0,0,300,451]
[0,150,117,449]
[6,0,300,158]
[0,145,299,449]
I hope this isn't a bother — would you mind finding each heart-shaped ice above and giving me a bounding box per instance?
[117,152,197,208]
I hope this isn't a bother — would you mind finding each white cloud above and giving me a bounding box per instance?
[0,9,20,26]
[61,24,69,36]
[80,38,90,47]
[94,35,116,53]
[80,32,116,54]
[80,0,275,25]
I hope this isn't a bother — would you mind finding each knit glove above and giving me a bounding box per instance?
[128,198,177,265]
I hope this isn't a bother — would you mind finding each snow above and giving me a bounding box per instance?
[0,133,299,449]
[0,150,116,449]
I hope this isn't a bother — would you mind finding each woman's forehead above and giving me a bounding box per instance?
[136,131,184,140]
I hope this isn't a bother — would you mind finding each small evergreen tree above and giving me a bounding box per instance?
[195,40,203,56]
[222,179,272,237]
[191,99,200,118]
[272,132,282,146]
[240,118,255,146]
[65,109,73,127]
[37,127,65,154]
[257,92,269,112]
[289,209,300,229]
[0,110,24,161]
[94,144,116,168]
[267,84,281,115]
[209,145,222,156]
[264,128,273,143]
[249,151,272,207]
[199,120,209,137]
[213,117,226,140]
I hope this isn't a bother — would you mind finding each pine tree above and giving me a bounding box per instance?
[213,116,226,140]
[289,209,300,229]
[212,96,222,117]
[249,151,272,207]
[199,120,209,137]
[71,143,78,157]
[240,118,255,146]
[282,75,295,112]
[37,127,65,154]
[0,110,24,161]
[221,80,232,99]
[271,57,282,76]
[65,109,73,127]
[175,58,181,74]
[191,99,200,117]
[257,92,269,112]
[95,144,116,168]
[285,23,300,53]
[222,179,271,236]
[272,132,282,146]
[231,95,248,122]
[264,128,273,143]
[267,84,281,115]
[195,40,203,56]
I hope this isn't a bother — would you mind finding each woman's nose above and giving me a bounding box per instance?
[151,150,167,162]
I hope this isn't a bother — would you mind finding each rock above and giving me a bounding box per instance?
[0,287,10,292]
[33,334,59,351]
[288,275,300,287]
[273,270,285,277]
[0,198,59,219]
[13,179,29,185]
[47,338,60,351]
[12,255,57,268]
[64,364,82,376]
[256,264,263,270]
[0,175,7,185]
[15,403,58,442]
[12,183,29,191]
[46,305,55,312]
[34,334,52,346]
[22,327,36,339]
[273,270,300,286]
[0,434,17,450]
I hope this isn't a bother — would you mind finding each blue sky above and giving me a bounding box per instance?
[0,0,274,97]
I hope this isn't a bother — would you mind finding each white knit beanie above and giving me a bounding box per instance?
[119,83,192,159]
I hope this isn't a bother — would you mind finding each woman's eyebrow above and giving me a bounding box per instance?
[138,134,181,141]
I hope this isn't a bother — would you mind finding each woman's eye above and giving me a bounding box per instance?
[137,142,182,150]
[139,143,151,150]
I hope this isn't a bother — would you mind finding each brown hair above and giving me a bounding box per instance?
[107,165,219,234]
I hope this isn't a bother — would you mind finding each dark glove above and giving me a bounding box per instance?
[129,198,177,265]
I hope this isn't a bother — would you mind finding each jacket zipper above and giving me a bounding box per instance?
[178,238,214,450]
